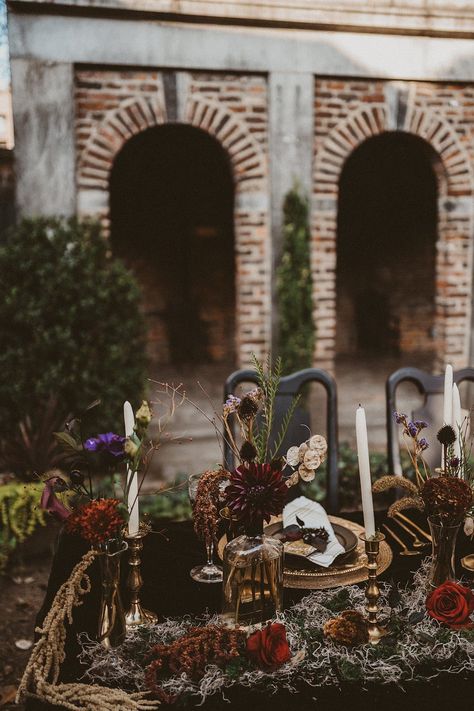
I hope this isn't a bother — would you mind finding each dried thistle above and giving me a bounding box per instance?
[193,469,230,546]
[239,440,257,462]
[437,425,457,446]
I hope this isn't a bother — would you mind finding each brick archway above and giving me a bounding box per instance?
[312,99,474,371]
[76,86,271,366]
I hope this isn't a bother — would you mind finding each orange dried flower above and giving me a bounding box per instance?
[65,498,124,546]
[323,610,369,646]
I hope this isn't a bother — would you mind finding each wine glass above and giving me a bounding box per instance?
[188,473,224,583]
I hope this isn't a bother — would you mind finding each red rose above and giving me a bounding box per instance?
[426,581,474,629]
[246,623,291,671]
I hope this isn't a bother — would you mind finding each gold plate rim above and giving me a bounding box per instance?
[217,515,393,590]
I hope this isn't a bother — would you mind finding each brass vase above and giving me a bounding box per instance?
[428,517,461,588]
[96,540,128,649]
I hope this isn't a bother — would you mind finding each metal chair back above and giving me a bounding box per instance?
[386,366,474,474]
[224,367,339,513]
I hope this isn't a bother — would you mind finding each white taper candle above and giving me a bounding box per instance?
[124,401,139,536]
[443,364,453,426]
[356,405,375,538]
[442,364,453,469]
[452,383,462,461]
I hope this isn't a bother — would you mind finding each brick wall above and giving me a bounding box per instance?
[313,78,474,372]
[75,68,271,368]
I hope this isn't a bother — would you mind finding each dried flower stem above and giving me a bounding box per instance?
[17,549,159,710]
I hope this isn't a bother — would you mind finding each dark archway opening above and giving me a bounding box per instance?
[336,131,440,366]
[110,124,235,367]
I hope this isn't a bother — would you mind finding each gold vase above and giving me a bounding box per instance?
[96,540,128,649]
[428,517,461,588]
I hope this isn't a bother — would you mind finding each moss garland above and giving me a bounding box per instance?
[79,562,474,705]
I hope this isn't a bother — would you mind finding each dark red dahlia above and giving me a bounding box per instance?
[225,462,288,527]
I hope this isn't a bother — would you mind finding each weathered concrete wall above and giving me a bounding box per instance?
[10,59,75,216]
[8,14,474,82]
[9,0,474,36]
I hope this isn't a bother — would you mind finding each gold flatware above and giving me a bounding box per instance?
[393,517,430,550]
[395,512,432,543]
[382,524,421,557]
[461,554,474,572]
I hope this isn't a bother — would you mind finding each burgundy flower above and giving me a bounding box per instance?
[40,477,71,521]
[65,498,124,546]
[225,462,288,526]
[246,623,291,671]
[426,581,474,629]
[84,432,126,459]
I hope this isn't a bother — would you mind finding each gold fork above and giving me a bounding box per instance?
[382,524,421,557]
[395,512,432,543]
[393,516,430,550]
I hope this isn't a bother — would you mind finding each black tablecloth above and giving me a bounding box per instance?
[26,513,474,711]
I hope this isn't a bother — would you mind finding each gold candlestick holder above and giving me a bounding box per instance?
[124,522,158,629]
[359,532,388,645]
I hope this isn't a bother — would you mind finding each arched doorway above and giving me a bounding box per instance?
[110,124,236,368]
[336,131,440,368]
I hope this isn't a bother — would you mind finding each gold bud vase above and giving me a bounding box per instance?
[96,540,128,649]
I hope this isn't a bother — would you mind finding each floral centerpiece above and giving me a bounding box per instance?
[373,412,474,586]
[184,356,327,626]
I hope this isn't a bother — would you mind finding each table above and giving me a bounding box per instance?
[26,512,474,711]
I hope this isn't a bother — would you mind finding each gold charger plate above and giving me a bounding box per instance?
[217,515,393,590]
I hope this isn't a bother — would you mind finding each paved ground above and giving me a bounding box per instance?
[144,356,436,485]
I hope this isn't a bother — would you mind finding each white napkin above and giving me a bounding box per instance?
[283,496,345,568]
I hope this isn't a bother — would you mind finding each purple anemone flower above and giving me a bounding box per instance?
[84,432,126,459]
[40,477,71,521]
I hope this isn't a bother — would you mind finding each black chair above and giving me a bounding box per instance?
[386,366,474,475]
[223,368,339,514]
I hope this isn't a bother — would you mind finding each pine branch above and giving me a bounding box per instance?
[270,393,301,460]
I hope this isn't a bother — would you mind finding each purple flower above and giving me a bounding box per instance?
[84,432,126,459]
[223,395,241,416]
[394,412,407,425]
[40,478,71,521]
[414,420,428,430]
[450,456,460,469]
[418,438,429,451]
[406,421,418,438]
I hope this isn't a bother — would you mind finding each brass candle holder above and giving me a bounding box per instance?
[359,531,388,645]
[124,522,158,629]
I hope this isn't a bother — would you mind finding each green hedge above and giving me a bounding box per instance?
[276,187,315,374]
[0,217,147,443]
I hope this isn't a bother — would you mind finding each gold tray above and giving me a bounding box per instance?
[217,515,393,590]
